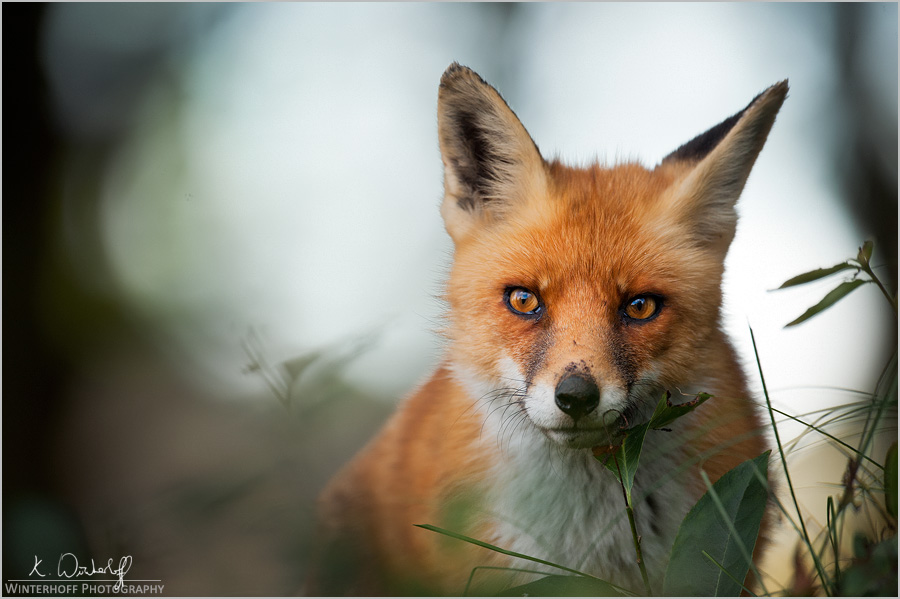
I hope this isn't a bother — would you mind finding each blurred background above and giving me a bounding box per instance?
[4,3,896,595]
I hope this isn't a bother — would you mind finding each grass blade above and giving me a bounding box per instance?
[464,566,555,597]
[498,574,624,597]
[750,326,833,594]
[415,524,607,582]
[763,402,884,469]
[826,497,842,585]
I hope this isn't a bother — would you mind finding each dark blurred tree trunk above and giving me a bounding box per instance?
[832,3,898,292]
[2,3,64,500]
[1,3,90,580]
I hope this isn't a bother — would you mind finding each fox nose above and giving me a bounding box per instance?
[554,373,600,420]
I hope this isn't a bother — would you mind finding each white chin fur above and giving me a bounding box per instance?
[451,355,631,450]
[541,428,611,449]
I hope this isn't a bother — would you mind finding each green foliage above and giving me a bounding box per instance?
[599,414,648,503]
[777,263,860,289]
[592,391,711,594]
[773,239,897,596]
[836,534,898,596]
[648,392,712,429]
[663,452,770,596]
[777,239,897,326]
[598,392,710,502]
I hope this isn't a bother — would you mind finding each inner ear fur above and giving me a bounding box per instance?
[659,81,789,251]
[437,63,548,243]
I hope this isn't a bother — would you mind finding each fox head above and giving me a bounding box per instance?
[437,63,787,450]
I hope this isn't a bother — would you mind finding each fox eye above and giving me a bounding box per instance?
[505,287,542,316]
[624,295,661,321]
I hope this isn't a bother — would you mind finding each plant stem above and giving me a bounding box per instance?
[612,453,652,596]
[625,502,652,595]
[858,259,897,313]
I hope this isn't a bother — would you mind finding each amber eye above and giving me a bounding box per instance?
[624,295,661,321]
[506,287,541,316]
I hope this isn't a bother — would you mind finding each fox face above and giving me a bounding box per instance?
[438,64,787,451]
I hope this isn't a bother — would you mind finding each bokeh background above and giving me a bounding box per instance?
[4,2,897,595]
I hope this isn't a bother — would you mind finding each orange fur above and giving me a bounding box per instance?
[308,64,787,595]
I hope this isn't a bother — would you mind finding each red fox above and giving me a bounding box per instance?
[309,63,787,595]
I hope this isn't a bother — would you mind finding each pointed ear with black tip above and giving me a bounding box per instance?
[660,80,788,252]
[437,63,548,244]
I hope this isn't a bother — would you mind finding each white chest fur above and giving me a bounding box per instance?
[485,434,692,593]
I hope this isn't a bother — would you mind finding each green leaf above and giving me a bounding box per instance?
[699,551,756,596]
[776,262,858,289]
[784,279,868,327]
[498,575,623,597]
[648,391,711,430]
[600,421,649,502]
[663,451,770,597]
[886,442,898,520]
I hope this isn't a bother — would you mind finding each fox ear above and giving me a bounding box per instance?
[437,63,548,243]
[661,81,788,251]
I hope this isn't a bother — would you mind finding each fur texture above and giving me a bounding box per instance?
[308,64,788,595]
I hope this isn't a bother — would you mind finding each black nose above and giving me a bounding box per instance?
[554,373,600,420]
